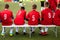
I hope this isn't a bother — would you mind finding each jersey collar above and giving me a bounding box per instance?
[4,9,8,10]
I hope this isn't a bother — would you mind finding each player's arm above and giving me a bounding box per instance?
[41,11,44,21]
[26,13,29,21]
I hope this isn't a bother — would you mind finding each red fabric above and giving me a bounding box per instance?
[1,9,13,26]
[26,10,40,25]
[56,0,60,3]
[54,9,60,26]
[14,10,26,25]
[4,0,12,2]
[48,0,57,11]
[41,8,53,25]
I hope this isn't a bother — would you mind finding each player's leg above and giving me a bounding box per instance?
[23,27,26,35]
[44,27,48,35]
[1,27,5,36]
[32,27,35,33]
[10,27,14,36]
[39,27,45,35]
[15,27,19,35]
[30,27,35,33]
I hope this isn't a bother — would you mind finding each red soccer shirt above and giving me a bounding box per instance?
[54,9,60,26]
[26,10,40,25]
[14,10,26,25]
[48,0,57,11]
[0,9,13,26]
[41,8,53,25]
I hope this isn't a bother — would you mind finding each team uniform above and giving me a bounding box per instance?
[48,0,57,11]
[14,9,26,33]
[41,8,53,25]
[0,9,14,36]
[54,9,60,26]
[40,8,53,35]
[26,10,40,32]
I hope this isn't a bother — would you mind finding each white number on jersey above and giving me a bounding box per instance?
[4,14,7,20]
[48,13,51,18]
[18,11,21,16]
[32,15,35,21]
[53,13,55,18]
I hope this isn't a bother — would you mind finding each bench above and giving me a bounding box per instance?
[2,24,57,38]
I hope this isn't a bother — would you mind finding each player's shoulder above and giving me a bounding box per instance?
[22,10,26,13]
[55,9,60,12]
[41,8,46,12]
[44,8,51,11]
[48,8,52,12]
[19,10,26,12]
[3,9,12,13]
[33,10,39,13]
[8,10,12,12]
[24,10,26,12]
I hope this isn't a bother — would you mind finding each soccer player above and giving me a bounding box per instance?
[54,4,60,26]
[26,4,40,33]
[1,4,14,36]
[14,6,26,35]
[40,2,53,36]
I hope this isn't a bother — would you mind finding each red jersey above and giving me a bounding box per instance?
[54,9,60,26]
[26,10,40,25]
[41,8,53,25]
[14,10,26,25]
[0,9,13,26]
[48,0,57,11]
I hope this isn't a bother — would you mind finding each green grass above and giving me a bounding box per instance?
[0,1,60,40]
